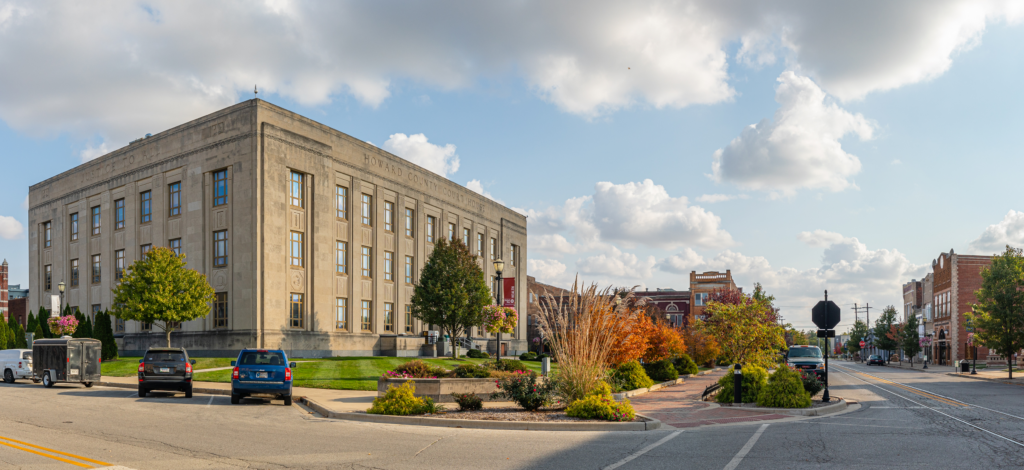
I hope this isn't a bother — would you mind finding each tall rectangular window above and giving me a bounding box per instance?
[213,169,228,206]
[490,238,496,260]
[384,303,394,332]
[448,222,455,241]
[477,233,483,256]
[336,298,348,330]
[43,221,52,247]
[463,227,470,246]
[361,247,372,278]
[213,292,228,328]
[168,182,181,217]
[361,301,371,331]
[290,232,304,267]
[290,293,304,328]
[290,171,304,208]
[405,256,414,284]
[91,206,101,236]
[114,199,125,230]
[336,186,348,219]
[511,244,518,267]
[44,265,52,290]
[70,213,79,241]
[213,230,228,267]
[169,238,181,256]
[141,244,152,256]
[336,241,347,274]
[140,191,152,224]
[384,251,394,281]
[405,305,413,333]
[91,254,101,284]
[384,201,394,232]
[426,216,436,243]
[70,259,79,287]
[115,250,125,280]
[115,317,125,333]
[142,321,152,331]
[361,194,372,226]
[405,209,414,237]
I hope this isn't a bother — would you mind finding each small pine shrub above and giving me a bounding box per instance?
[368,381,437,415]
[716,365,768,404]
[673,354,699,376]
[757,367,812,408]
[611,361,655,391]
[388,360,451,378]
[800,371,824,395]
[489,359,531,373]
[566,394,636,421]
[643,359,679,382]
[491,371,556,411]
[452,363,491,378]
[451,392,484,411]
[520,352,538,361]
[466,349,484,358]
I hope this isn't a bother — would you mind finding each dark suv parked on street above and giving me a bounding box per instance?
[230,349,295,406]
[138,348,196,398]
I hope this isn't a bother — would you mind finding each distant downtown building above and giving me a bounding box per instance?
[637,270,741,328]
[929,249,991,365]
[27,99,528,357]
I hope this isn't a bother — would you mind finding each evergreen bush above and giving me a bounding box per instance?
[452,363,490,378]
[643,359,679,382]
[466,349,484,358]
[0,319,10,349]
[520,352,538,361]
[610,360,655,391]
[673,354,699,376]
[94,312,119,360]
[716,365,768,403]
[587,380,612,397]
[757,367,812,408]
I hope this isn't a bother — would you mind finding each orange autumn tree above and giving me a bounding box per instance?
[683,326,721,367]
[643,321,687,362]
[607,313,653,366]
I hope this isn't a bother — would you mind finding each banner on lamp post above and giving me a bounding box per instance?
[503,278,515,308]
[50,295,60,317]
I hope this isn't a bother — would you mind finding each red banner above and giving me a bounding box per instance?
[503,278,516,308]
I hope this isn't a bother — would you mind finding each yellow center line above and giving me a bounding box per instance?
[852,372,966,407]
[0,435,112,468]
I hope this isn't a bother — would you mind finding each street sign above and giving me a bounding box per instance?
[812,300,841,329]
[860,340,866,348]
[816,329,836,338]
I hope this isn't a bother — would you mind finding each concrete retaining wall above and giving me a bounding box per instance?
[378,377,502,402]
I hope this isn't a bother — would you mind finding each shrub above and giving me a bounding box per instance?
[520,352,538,361]
[478,351,490,358]
[488,370,522,380]
[673,354,699,376]
[368,381,442,415]
[467,349,484,358]
[536,353,549,362]
[587,380,612,397]
[489,359,531,373]
[491,371,556,411]
[643,359,679,382]
[566,394,636,421]
[757,367,812,408]
[715,365,768,404]
[452,363,491,378]
[610,361,655,391]
[451,392,484,411]
[386,360,451,379]
[799,371,824,395]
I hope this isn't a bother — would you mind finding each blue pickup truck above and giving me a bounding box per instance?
[230,349,296,406]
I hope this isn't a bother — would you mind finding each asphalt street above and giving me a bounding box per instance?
[2,361,1023,469]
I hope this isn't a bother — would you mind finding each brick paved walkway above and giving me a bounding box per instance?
[630,369,791,428]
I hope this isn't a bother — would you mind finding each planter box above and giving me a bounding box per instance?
[377,377,501,403]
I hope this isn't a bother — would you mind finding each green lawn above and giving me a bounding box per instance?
[101,357,235,377]
[193,357,554,391]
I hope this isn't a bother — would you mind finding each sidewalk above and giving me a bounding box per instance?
[628,369,797,429]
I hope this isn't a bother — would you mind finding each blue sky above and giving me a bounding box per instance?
[2,1,1024,331]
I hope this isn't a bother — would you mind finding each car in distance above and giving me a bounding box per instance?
[230,349,295,406]
[866,354,885,366]
[786,345,826,380]
[1,349,34,384]
[138,348,196,398]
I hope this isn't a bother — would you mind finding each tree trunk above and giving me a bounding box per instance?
[451,336,459,359]
[166,325,173,348]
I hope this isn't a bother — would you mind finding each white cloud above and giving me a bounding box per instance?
[656,248,705,274]
[797,229,846,248]
[577,246,657,281]
[696,193,749,203]
[80,142,111,162]
[890,159,902,165]
[0,215,24,239]
[381,133,459,177]
[466,179,502,204]
[528,259,568,285]
[970,210,1024,254]
[711,71,875,196]
[531,234,577,255]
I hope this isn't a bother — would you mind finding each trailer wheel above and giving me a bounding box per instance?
[3,369,14,384]
[83,382,93,388]
[42,371,54,388]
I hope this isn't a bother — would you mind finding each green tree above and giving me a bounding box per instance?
[112,247,215,347]
[26,312,37,337]
[410,238,491,359]
[34,324,45,342]
[698,288,787,369]
[846,320,869,358]
[967,245,1024,379]
[93,311,119,360]
[0,319,10,349]
[72,309,87,338]
[902,314,922,367]
[37,306,51,338]
[872,306,899,361]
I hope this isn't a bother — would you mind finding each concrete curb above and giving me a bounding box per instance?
[97,381,233,396]
[299,397,663,431]
[717,397,847,417]
[611,368,721,402]
[943,373,1024,387]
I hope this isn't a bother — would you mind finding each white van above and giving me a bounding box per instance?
[1,349,34,383]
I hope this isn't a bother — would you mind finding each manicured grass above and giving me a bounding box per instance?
[101,357,234,377]
[193,357,555,391]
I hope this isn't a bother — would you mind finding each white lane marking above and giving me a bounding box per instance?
[792,421,918,430]
[833,367,1024,448]
[206,395,215,407]
[602,430,683,470]
[722,423,769,470]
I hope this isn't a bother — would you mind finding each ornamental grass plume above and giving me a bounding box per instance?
[534,277,643,403]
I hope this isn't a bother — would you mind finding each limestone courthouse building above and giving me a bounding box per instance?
[27,100,528,357]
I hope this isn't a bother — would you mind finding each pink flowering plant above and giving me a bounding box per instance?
[490,370,555,411]
[919,336,932,347]
[48,315,79,336]
[482,305,518,334]
[381,360,452,380]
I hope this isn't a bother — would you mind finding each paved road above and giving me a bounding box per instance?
[2,361,1024,469]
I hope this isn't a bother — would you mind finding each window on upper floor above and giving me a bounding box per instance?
[168,182,181,217]
[140,191,152,224]
[114,199,125,230]
[91,206,101,236]
[361,194,372,226]
[213,169,228,206]
[290,171,304,208]
[70,213,79,241]
[384,201,394,232]
[405,209,414,237]
[336,186,348,220]
[43,221,52,247]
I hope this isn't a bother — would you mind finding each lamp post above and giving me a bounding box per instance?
[57,281,66,316]
[493,258,504,363]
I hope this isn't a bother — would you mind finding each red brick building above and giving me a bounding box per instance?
[526,276,573,351]
[689,270,740,322]
[634,289,690,328]
[930,250,992,365]
[1,259,8,322]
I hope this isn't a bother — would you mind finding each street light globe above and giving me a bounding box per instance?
[493,258,504,274]
[58,281,66,293]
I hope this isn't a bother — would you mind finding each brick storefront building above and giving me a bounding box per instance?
[0,260,7,322]
[930,250,992,365]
